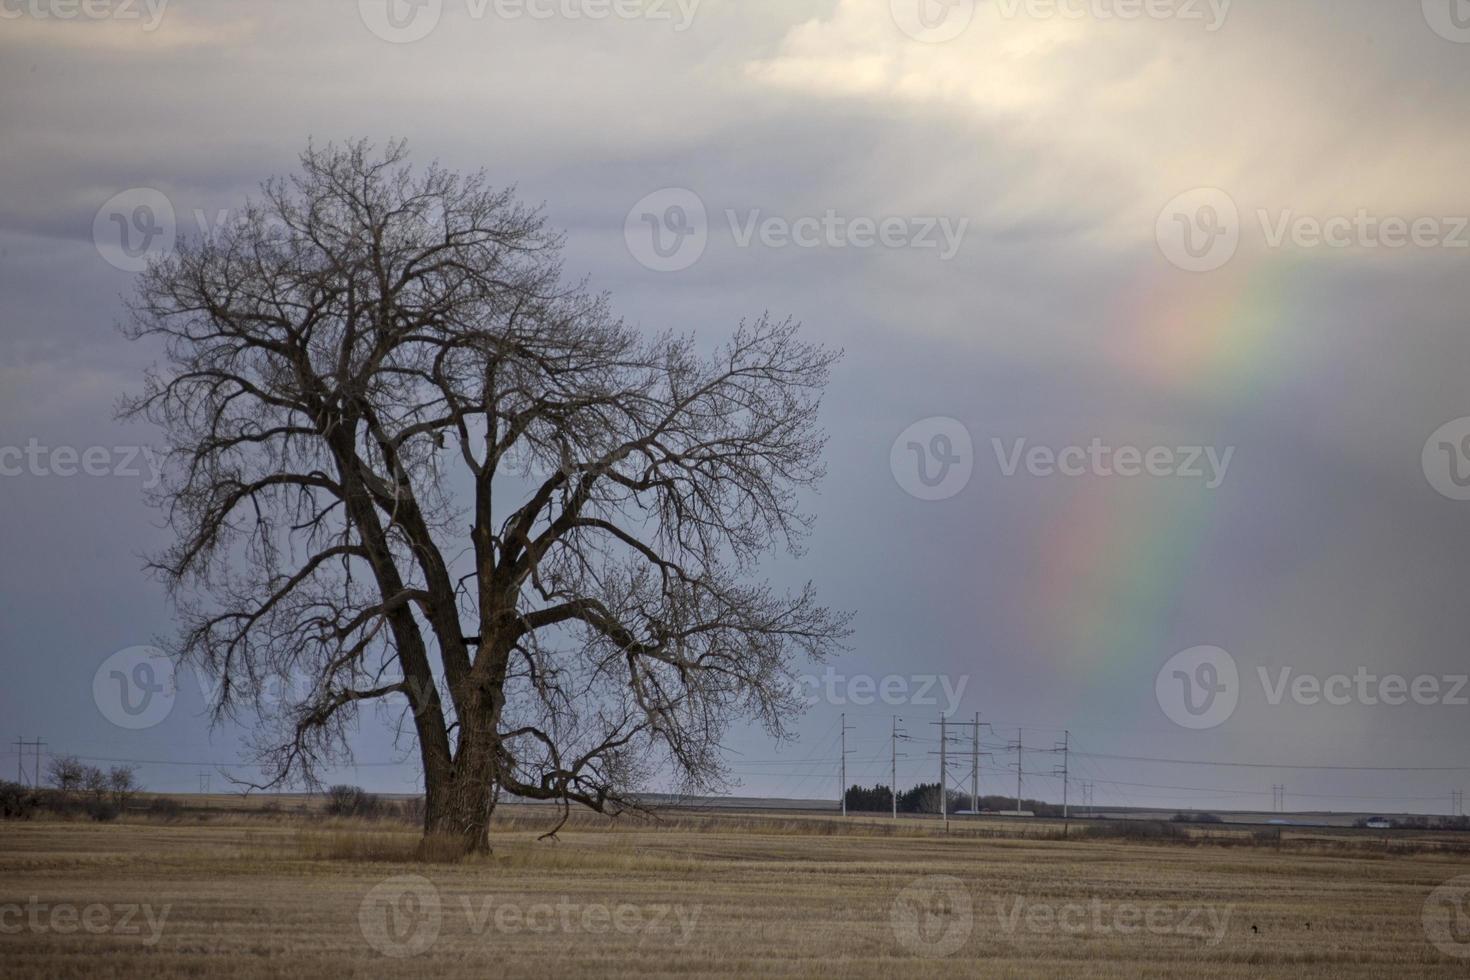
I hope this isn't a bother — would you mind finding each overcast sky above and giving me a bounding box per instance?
[3,0,1470,815]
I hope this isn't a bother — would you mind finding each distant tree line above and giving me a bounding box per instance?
[843,783,1066,817]
[0,755,140,821]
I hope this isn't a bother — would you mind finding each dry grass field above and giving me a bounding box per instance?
[4,806,1470,978]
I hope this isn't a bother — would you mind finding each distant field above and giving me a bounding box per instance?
[4,807,1470,977]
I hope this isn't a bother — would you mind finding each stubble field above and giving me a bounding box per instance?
[3,806,1470,978]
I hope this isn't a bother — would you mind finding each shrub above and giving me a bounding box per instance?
[0,781,40,820]
[85,799,120,822]
[46,755,86,794]
[325,785,386,819]
[1080,819,1187,842]
[148,796,185,822]
[398,796,426,825]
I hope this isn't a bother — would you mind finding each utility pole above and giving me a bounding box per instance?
[971,711,980,814]
[839,712,850,817]
[939,714,947,821]
[891,716,906,820]
[1006,729,1024,813]
[1052,731,1070,831]
[1453,790,1463,818]
[14,737,44,787]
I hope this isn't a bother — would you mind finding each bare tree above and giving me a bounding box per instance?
[108,766,139,811]
[122,139,849,853]
[46,755,86,795]
[82,766,108,805]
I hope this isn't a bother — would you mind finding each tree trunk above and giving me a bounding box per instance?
[419,704,500,855]
[423,768,497,854]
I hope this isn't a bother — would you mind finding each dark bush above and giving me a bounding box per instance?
[325,785,385,819]
[148,796,185,821]
[0,781,40,820]
[86,799,120,822]
[1080,819,1187,841]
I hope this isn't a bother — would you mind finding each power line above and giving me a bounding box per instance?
[1074,751,1470,772]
